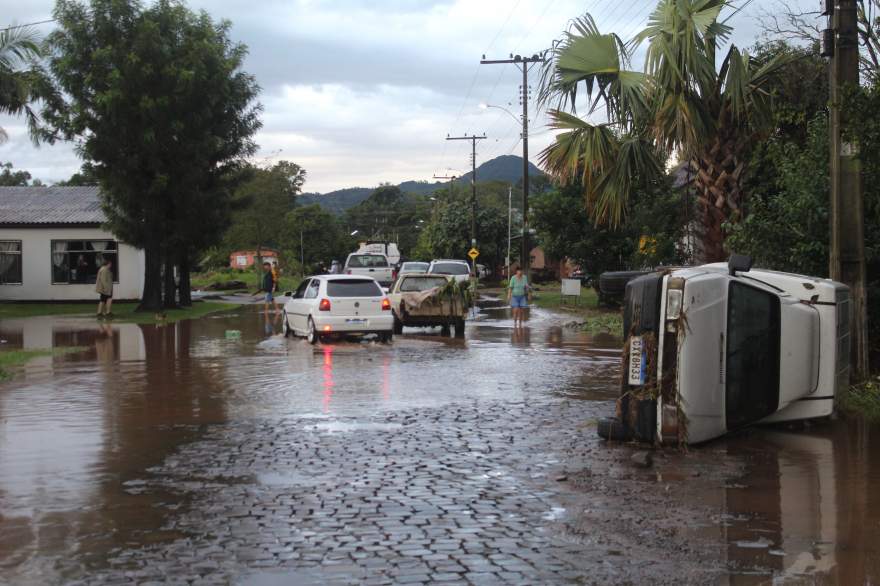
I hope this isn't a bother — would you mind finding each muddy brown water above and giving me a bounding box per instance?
[0,305,878,583]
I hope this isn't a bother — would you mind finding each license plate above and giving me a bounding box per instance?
[346,318,367,324]
[628,336,646,386]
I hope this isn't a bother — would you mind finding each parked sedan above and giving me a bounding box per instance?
[282,275,394,344]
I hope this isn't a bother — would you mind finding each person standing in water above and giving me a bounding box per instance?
[95,258,114,318]
[507,267,530,327]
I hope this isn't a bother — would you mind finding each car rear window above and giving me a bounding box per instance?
[431,262,469,275]
[400,276,448,292]
[402,262,429,271]
[326,279,383,297]
[347,254,388,268]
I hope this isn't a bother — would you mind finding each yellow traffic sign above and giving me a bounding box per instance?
[468,248,479,260]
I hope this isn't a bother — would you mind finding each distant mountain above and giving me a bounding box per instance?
[299,155,544,214]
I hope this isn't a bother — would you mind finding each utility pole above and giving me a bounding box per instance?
[823,0,868,381]
[507,185,512,279]
[445,133,486,260]
[481,53,545,279]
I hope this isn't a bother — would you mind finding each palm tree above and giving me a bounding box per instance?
[0,24,46,144]
[538,0,791,262]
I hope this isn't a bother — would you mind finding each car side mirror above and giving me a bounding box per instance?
[728,254,752,276]
[283,291,292,297]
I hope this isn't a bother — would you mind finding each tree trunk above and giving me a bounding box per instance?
[178,254,192,307]
[163,256,178,309]
[137,239,163,312]
[692,132,747,263]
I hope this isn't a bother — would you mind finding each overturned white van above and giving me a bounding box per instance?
[598,256,851,445]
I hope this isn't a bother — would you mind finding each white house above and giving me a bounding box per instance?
[0,186,145,301]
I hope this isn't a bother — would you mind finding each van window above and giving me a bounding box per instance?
[327,279,383,297]
[725,282,781,430]
[347,254,388,268]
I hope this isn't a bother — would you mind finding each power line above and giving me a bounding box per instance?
[0,18,56,33]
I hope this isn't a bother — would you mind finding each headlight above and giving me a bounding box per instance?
[666,277,684,321]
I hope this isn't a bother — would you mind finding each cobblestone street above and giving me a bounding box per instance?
[2,306,878,584]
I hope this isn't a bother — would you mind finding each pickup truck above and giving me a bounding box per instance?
[387,274,469,337]
[344,253,396,286]
[598,255,851,445]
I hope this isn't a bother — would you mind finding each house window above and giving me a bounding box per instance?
[51,240,119,285]
[0,240,22,284]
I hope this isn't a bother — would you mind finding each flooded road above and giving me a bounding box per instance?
[0,305,878,584]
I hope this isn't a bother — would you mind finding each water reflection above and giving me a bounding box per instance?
[713,421,880,584]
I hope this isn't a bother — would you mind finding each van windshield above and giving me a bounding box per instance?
[725,282,781,430]
[327,279,383,297]
[347,255,388,268]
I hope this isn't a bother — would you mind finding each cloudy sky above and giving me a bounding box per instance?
[0,0,816,193]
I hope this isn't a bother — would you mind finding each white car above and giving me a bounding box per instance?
[427,259,472,283]
[282,275,394,344]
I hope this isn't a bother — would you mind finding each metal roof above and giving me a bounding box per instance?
[0,186,105,225]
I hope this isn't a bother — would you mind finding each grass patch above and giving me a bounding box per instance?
[582,313,624,334]
[839,377,880,422]
[0,301,240,324]
[0,346,89,380]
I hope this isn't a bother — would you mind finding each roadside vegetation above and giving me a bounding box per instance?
[0,347,88,381]
[0,301,239,323]
[190,267,301,294]
[840,378,880,423]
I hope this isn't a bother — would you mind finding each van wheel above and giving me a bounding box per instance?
[307,318,319,345]
[282,311,292,338]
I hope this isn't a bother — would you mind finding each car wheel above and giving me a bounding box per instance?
[440,324,451,337]
[307,318,319,345]
[282,311,292,338]
[393,314,403,335]
[379,331,393,344]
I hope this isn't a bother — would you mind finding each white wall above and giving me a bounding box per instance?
[0,226,145,301]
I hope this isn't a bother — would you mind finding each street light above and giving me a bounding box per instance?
[350,230,359,236]
[479,102,521,125]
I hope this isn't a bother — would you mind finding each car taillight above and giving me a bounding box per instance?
[381,298,391,311]
[319,298,331,311]
[346,269,352,275]
[392,270,397,280]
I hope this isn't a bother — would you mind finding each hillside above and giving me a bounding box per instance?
[300,155,543,213]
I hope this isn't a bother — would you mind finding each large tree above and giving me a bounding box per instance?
[41,0,261,311]
[539,0,791,261]
[0,25,52,143]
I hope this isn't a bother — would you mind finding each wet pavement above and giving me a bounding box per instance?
[0,305,878,584]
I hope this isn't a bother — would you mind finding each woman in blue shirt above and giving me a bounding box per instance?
[507,267,530,327]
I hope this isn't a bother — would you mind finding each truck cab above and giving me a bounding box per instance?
[599,256,851,445]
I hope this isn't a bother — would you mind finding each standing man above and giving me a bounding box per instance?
[96,258,114,318]
[507,267,530,327]
[258,261,278,312]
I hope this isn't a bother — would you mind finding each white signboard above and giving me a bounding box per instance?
[235,255,247,266]
[561,278,582,297]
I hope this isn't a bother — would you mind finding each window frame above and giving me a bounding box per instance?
[0,240,23,285]
[50,239,120,286]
